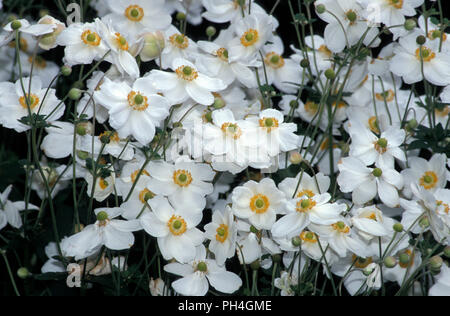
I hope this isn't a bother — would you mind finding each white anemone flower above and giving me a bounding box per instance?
[96,18,140,78]
[315,0,380,53]
[157,26,198,70]
[231,178,285,230]
[349,121,406,168]
[94,77,170,145]
[196,40,259,88]
[56,21,108,66]
[149,58,226,105]
[401,153,447,198]
[164,246,242,296]
[0,185,38,230]
[429,263,450,296]
[146,158,215,211]
[1,19,55,47]
[0,77,65,133]
[271,193,345,238]
[61,208,141,260]
[390,30,450,86]
[337,156,404,207]
[228,12,274,63]
[104,0,171,41]
[204,206,238,266]
[140,196,204,263]
[351,206,395,241]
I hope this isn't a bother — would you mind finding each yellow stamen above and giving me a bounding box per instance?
[249,194,270,214]
[124,5,144,22]
[173,169,193,187]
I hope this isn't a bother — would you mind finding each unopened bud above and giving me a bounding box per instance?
[404,19,416,31]
[289,152,303,165]
[393,223,403,233]
[61,65,72,77]
[206,26,217,38]
[250,260,260,270]
[176,12,186,21]
[292,236,302,247]
[300,59,310,68]
[416,35,426,45]
[76,122,93,136]
[140,31,165,62]
[316,4,326,14]
[17,267,30,279]
[429,255,443,271]
[11,20,22,30]
[325,68,336,80]
[384,256,397,268]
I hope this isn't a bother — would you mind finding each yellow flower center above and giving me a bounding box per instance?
[419,171,438,190]
[296,189,315,199]
[375,89,395,102]
[114,32,129,51]
[28,55,47,69]
[345,10,357,24]
[139,188,155,204]
[332,221,350,234]
[175,65,199,81]
[173,169,193,187]
[296,198,316,213]
[167,215,187,236]
[125,5,144,22]
[368,116,380,134]
[249,194,270,214]
[352,255,373,269]
[300,231,318,243]
[130,169,150,183]
[221,122,242,139]
[318,45,332,57]
[436,200,449,215]
[169,33,189,49]
[216,48,229,62]
[9,37,28,51]
[19,93,40,110]
[99,178,109,190]
[99,131,120,143]
[387,0,403,9]
[216,224,229,243]
[81,30,101,46]
[428,29,447,41]
[435,105,449,117]
[265,52,285,69]
[415,47,436,62]
[332,100,347,109]
[367,212,378,221]
[374,138,388,154]
[304,101,319,115]
[240,29,259,47]
[127,91,149,111]
[259,117,279,132]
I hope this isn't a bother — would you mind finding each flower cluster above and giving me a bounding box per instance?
[0,0,449,297]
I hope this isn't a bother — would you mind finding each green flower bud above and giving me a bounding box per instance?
[206,26,217,38]
[213,97,226,109]
[419,216,430,228]
[407,119,418,130]
[300,59,310,68]
[384,256,397,268]
[61,65,72,77]
[96,211,108,221]
[17,267,30,279]
[429,255,443,271]
[325,68,336,80]
[204,111,213,123]
[292,236,302,247]
[11,20,22,30]
[443,246,450,259]
[316,4,326,14]
[272,254,282,263]
[404,19,416,31]
[250,260,260,270]
[393,223,403,233]
[289,152,303,165]
[416,35,426,45]
[176,12,186,21]
[68,88,82,101]
[290,100,299,108]
[76,150,89,160]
